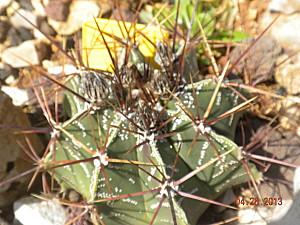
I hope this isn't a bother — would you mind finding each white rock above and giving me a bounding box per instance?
[31,0,47,17]
[48,64,77,76]
[238,169,300,225]
[10,8,38,30]
[0,0,12,13]
[294,167,300,194]
[2,40,47,68]
[275,63,300,95]
[48,0,100,35]
[239,207,270,225]
[269,192,300,225]
[261,12,300,51]
[14,197,67,225]
[4,75,17,85]
[269,0,300,14]
[277,96,300,131]
[1,86,30,106]
[42,60,78,75]
[238,201,292,225]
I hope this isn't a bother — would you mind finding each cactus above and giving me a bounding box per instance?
[0,2,294,225]
[42,34,261,224]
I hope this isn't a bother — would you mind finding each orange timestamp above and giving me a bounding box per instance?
[236,197,283,206]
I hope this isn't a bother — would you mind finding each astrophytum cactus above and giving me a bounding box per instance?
[45,77,260,225]
[43,23,261,224]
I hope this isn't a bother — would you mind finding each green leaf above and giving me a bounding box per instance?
[214,31,250,42]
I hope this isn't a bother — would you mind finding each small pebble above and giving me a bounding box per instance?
[31,0,46,16]
[45,0,71,22]
[10,8,37,30]
[269,0,300,14]
[275,63,300,95]
[0,18,9,42]
[17,27,34,41]
[6,28,23,46]
[2,40,48,68]
[39,19,56,36]
[33,19,56,40]
[14,196,67,225]
[0,0,12,14]
[48,0,100,35]
[1,86,30,106]
[0,62,18,82]
[68,190,80,202]
[18,0,34,11]
[261,12,300,51]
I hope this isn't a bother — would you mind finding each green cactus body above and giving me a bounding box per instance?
[45,41,261,224]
